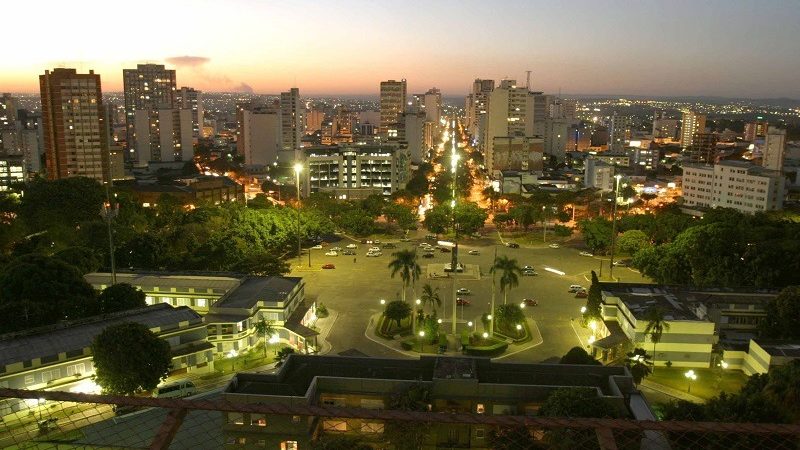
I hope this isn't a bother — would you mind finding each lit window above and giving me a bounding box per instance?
[281,441,298,450]
[476,403,485,414]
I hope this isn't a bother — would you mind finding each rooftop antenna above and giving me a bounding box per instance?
[525,70,532,89]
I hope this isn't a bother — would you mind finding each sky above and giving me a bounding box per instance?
[4,0,800,98]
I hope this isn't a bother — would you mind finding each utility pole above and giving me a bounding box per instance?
[450,117,459,335]
[294,164,304,268]
[609,174,622,280]
[100,182,118,285]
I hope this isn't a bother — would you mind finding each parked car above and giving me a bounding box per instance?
[373,239,382,245]
[342,250,356,255]
[422,252,435,258]
[113,404,144,416]
[369,247,381,252]
[439,246,451,253]
[153,380,196,398]
[322,263,336,269]
[346,243,358,249]
[505,242,520,248]
[457,288,471,295]
[330,246,342,252]
[521,298,538,307]
[549,243,560,249]
[569,284,585,293]
[575,290,588,298]
[468,250,480,255]
[325,250,338,256]
[522,269,538,276]
[522,265,534,271]
[312,244,323,250]
[366,251,382,257]
[579,251,594,257]
[456,298,471,306]
[425,234,437,241]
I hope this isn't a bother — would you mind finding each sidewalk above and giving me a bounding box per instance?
[312,309,340,355]
[640,379,705,403]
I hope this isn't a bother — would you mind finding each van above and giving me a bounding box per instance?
[152,380,196,398]
[568,284,585,293]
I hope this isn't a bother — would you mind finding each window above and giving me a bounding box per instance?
[24,375,34,385]
[66,363,85,376]
[281,441,298,450]
[292,415,301,423]
[361,422,384,433]
[476,403,485,414]
[476,428,486,439]
[359,398,384,409]
[250,414,267,426]
[196,298,207,308]
[321,397,346,407]
[322,420,347,432]
[228,412,244,425]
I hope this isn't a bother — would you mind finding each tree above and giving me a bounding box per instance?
[254,318,276,357]
[583,271,602,322]
[579,218,613,253]
[453,202,488,235]
[423,204,450,234]
[559,346,600,365]
[509,203,538,230]
[643,306,670,372]
[0,254,97,332]
[387,249,421,304]
[419,284,442,315]
[489,426,536,450]
[98,283,146,314]
[539,387,618,418]
[18,177,105,233]
[625,348,653,385]
[760,286,800,339]
[53,246,101,274]
[230,253,290,276]
[491,255,522,305]
[616,229,650,255]
[384,203,417,230]
[311,435,372,450]
[92,322,172,395]
[275,347,295,366]
[384,300,412,328]
[495,303,525,333]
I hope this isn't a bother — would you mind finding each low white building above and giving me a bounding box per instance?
[683,160,785,214]
[584,156,615,191]
[303,144,409,198]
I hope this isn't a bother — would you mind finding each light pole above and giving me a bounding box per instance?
[294,163,307,268]
[100,184,118,285]
[418,331,426,353]
[685,370,697,393]
[450,120,460,335]
[542,205,547,243]
[414,299,421,336]
[608,174,622,280]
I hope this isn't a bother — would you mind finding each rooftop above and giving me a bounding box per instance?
[0,304,201,367]
[215,276,302,309]
[85,272,242,294]
[753,339,800,358]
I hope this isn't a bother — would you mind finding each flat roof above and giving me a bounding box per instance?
[85,272,242,294]
[226,355,630,397]
[0,304,201,367]
[753,340,800,358]
[215,277,302,309]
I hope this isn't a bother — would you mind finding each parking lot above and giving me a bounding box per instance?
[290,234,648,363]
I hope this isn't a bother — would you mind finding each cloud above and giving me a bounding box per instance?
[164,55,211,67]
[232,82,254,93]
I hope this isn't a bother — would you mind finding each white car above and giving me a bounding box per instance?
[346,243,358,249]
[457,288,471,295]
[330,246,342,252]
[579,251,593,257]
[569,284,585,293]
[549,243,560,249]
[369,246,381,252]
[325,250,338,257]
[366,251,382,257]
[468,250,480,255]
[312,244,323,250]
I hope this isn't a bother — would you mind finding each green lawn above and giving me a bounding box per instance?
[203,343,286,377]
[647,367,749,400]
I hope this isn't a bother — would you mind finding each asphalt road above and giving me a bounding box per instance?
[290,233,647,363]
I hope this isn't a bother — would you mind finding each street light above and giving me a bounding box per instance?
[380,299,386,306]
[542,205,547,243]
[293,163,307,268]
[580,306,587,314]
[482,332,489,339]
[419,331,426,352]
[685,370,697,393]
[609,174,622,280]
[468,321,475,332]
[520,301,526,309]
[516,324,522,331]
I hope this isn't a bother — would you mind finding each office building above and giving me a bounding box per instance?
[608,113,632,152]
[0,93,17,127]
[490,136,544,172]
[176,87,204,142]
[223,355,647,448]
[485,80,535,173]
[238,106,281,167]
[379,79,407,135]
[133,108,193,167]
[423,87,442,124]
[305,109,324,134]
[465,78,494,142]
[745,119,768,142]
[583,156,615,191]
[39,68,109,183]
[652,113,680,142]
[280,88,303,163]
[763,126,786,172]
[682,160,785,213]
[680,111,706,148]
[541,118,571,160]
[303,144,408,198]
[122,64,177,155]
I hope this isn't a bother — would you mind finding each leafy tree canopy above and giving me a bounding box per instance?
[92,322,172,395]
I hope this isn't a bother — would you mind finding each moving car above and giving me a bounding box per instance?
[422,252,435,258]
[522,269,538,276]
[369,247,381,253]
[521,298,538,307]
[575,290,588,298]
[439,246,451,253]
[549,243,560,249]
[522,265,534,271]
[312,244,323,250]
[579,251,594,257]
[346,243,358,249]
[153,380,196,398]
[568,284,585,293]
[468,250,480,255]
[457,288,471,295]
[505,242,520,248]
[322,263,336,269]
[325,250,338,256]
[456,298,471,306]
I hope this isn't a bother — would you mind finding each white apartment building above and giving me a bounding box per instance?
[680,110,706,148]
[465,79,494,143]
[402,111,427,164]
[485,80,535,174]
[380,80,407,135]
[280,88,303,164]
[176,87,204,142]
[123,64,177,152]
[682,160,785,213]
[239,107,281,167]
[303,144,408,198]
[763,126,786,172]
[584,156,615,191]
[608,113,632,152]
[133,108,193,167]
[423,88,442,124]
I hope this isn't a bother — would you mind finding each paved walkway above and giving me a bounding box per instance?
[640,378,705,403]
[312,309,340,355]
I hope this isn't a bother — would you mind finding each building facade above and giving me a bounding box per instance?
[40,68,109,183]
[303,144,408,198]
[280,88,303,164]
[682,161,785,213]
[484,80,536,173]
[465,78,494,144]
[680,111,706,148]
[176,87,204,142]
[379,80,407,135]
[763,126,786,172]
[584,156,615,191]
[122,64,177,155]
[239,107,281,167]
[133,108,193,166]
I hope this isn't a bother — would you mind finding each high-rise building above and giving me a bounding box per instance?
[303,143,408,198]
[465,79,494,142]
[652,111,679,142]
[423,87,442,124]
[484,80,535,173]
[745,119,768,142]
[1,93,18,127]
[763,126,786,172]
[608,113,632,152]
[379,79,407,135]
[680,111,706,148]
[683,161,785,213]
[305,109,324,134]
[122,64,177,155]
[133,108,193,167]
[176,87,204,142]
[40,68,109,183]
[280,88,303,163]
[683,133,719,164]
[238,106,281,167]
[402,111,426,164]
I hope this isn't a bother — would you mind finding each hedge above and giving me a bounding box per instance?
[400,340,414,351]
[463,341,509,357]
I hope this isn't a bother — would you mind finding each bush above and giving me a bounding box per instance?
[400,340,414,351]
[464,341,508,357]
[316,302,329,318]
[553,224,573,237]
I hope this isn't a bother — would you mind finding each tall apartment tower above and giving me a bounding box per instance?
[680,111,706,148]
[484,79,535,172]
[122,64,177,152]
[279,88,303,163]
[39,69,109,183]
[466,79,495,141]
[423,88,442,124]
[176,87,204,142]
[133,108,193,167]
[238,105,281,167]
[1,93,18,127]
[608,113,632,152]
[380,79,407,135]
[763,126,786,172]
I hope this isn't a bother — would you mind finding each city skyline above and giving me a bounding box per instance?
[3,0,800,98]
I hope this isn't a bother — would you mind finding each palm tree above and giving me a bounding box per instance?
[625,348,653,385]
[491,255,522,305]
[387,249,421,304]
[419,284,442,315]
[643,306,670,373]
[254,318,276,357]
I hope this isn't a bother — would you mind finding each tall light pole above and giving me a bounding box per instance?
[542,205,547,243]
[450,118,459,335]
[100,182,118,285]
[294,163,304,268]
[608,174,622,280]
